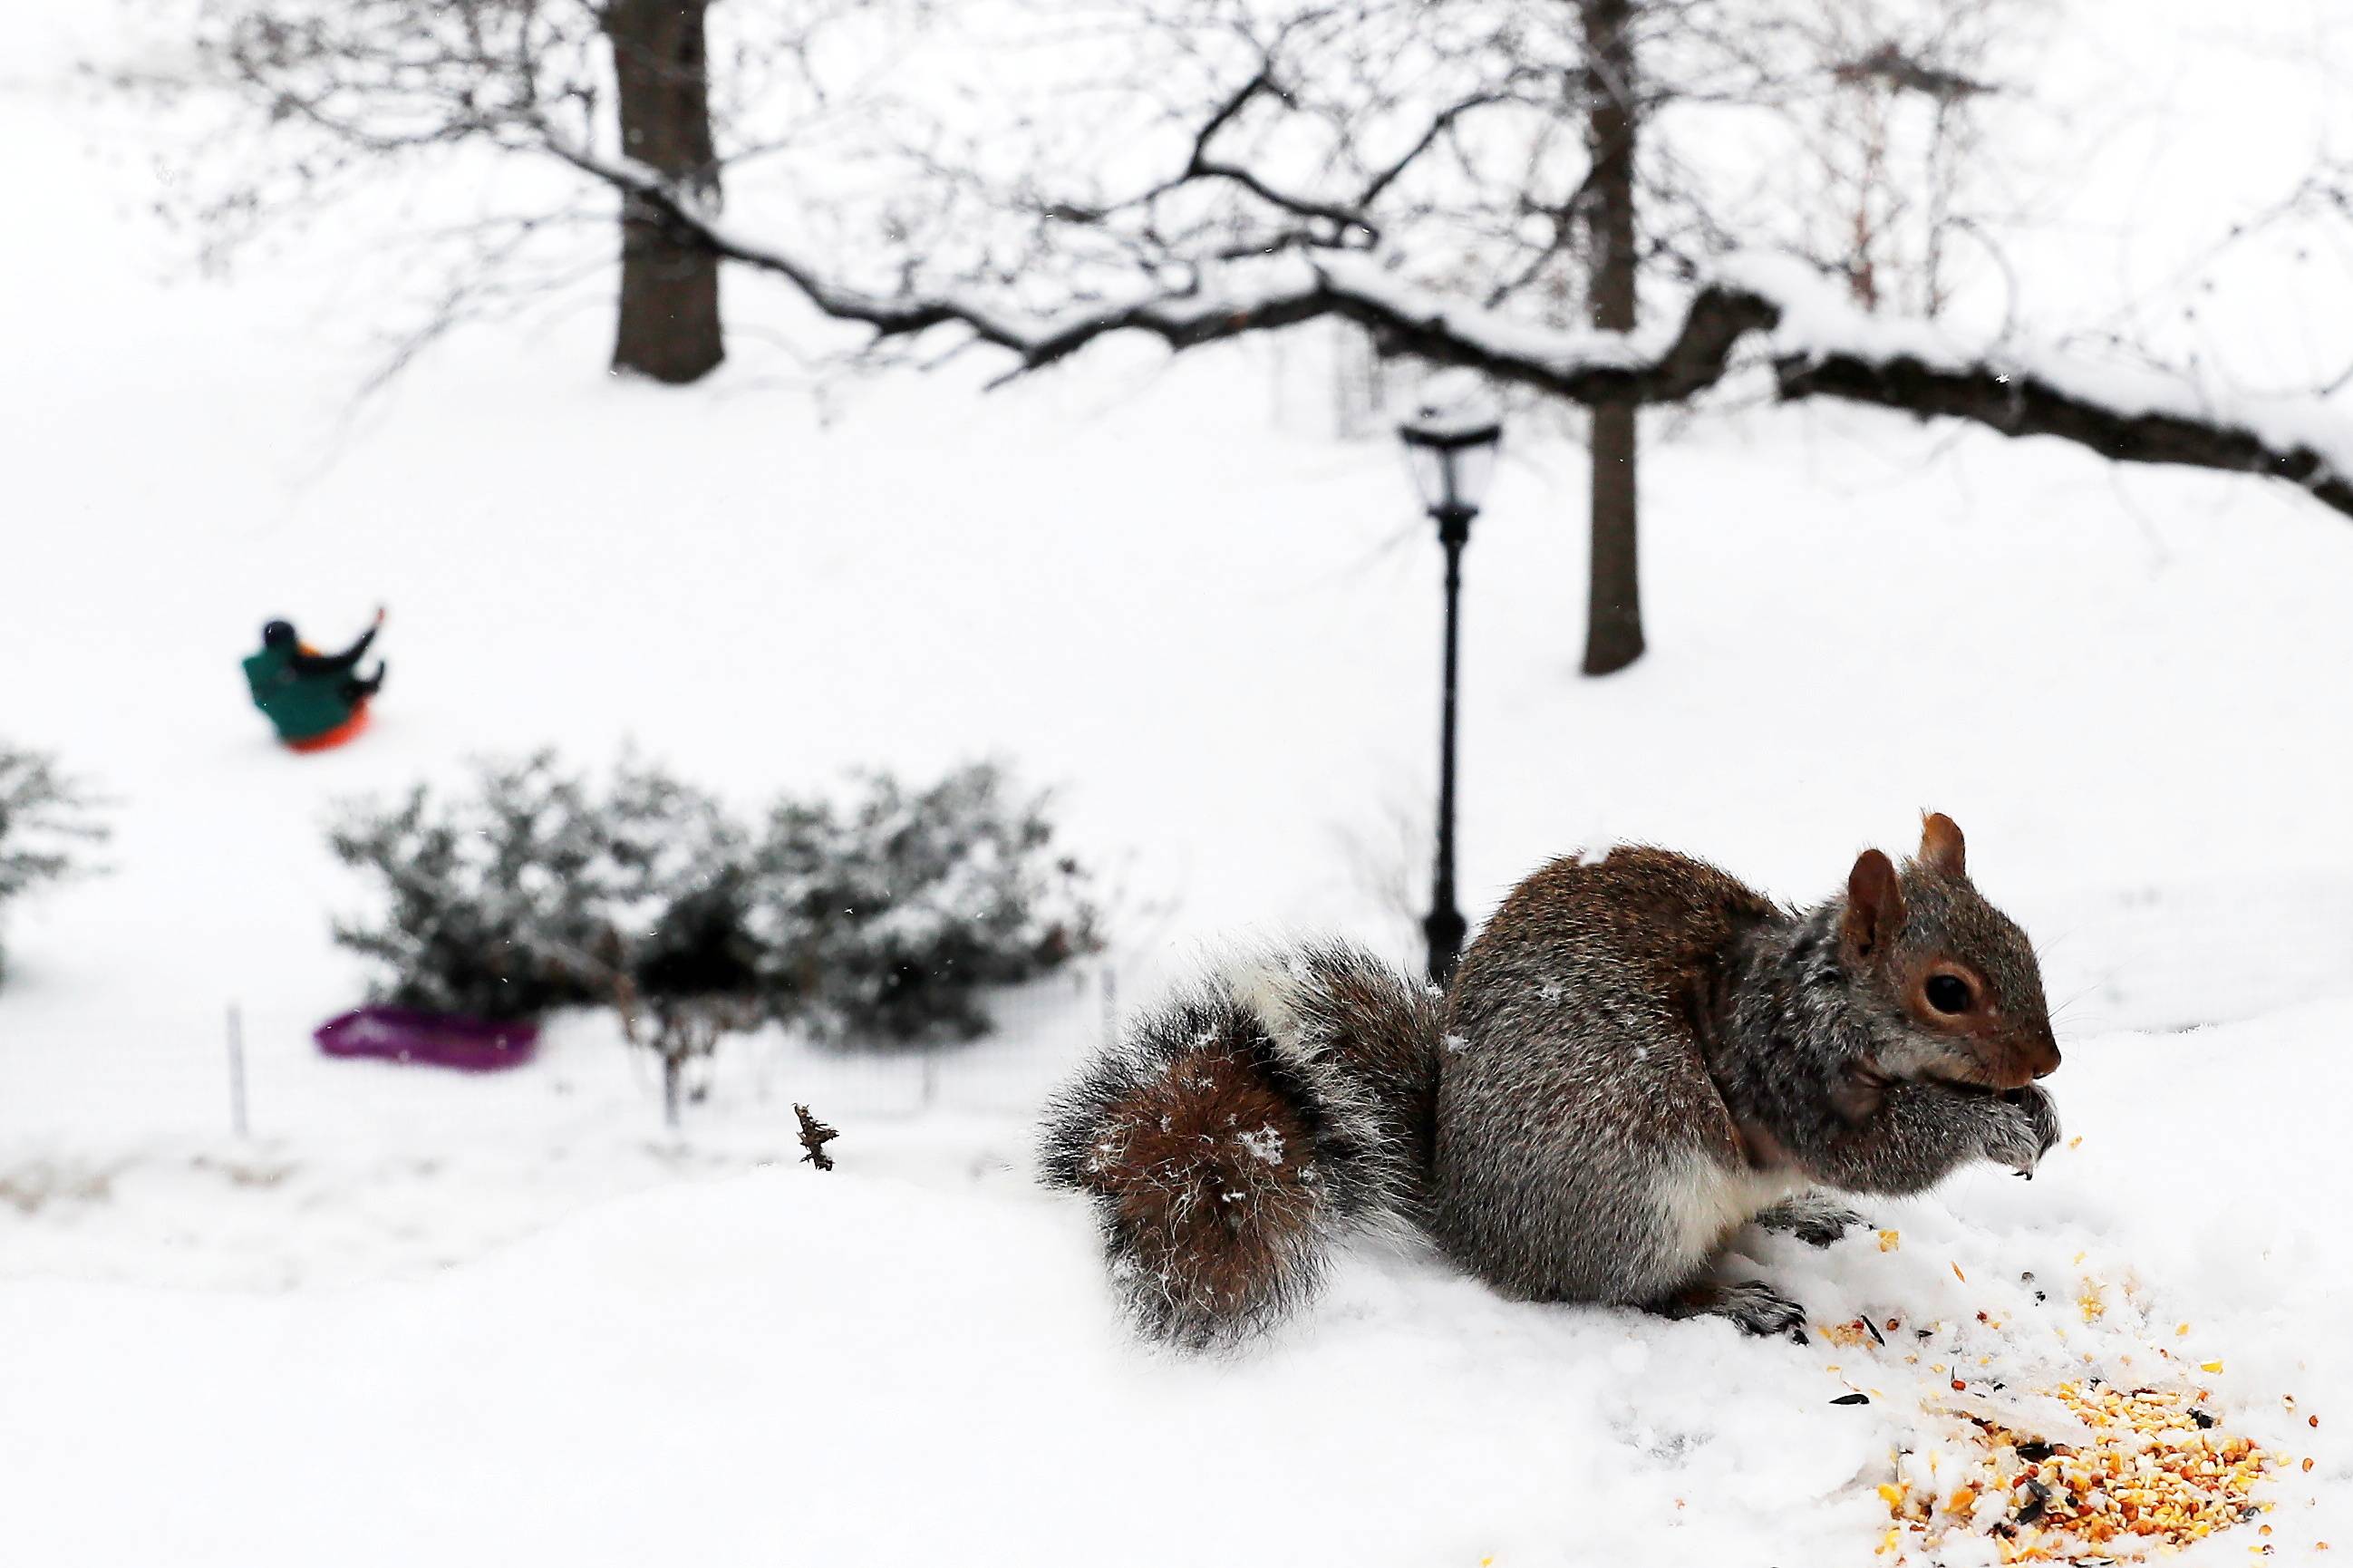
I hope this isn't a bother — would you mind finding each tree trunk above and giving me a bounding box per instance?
[603,0,725,383]
[1580,0,1645,676]
[663,1052,683,1128]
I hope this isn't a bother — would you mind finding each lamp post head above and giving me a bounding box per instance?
[1399,373,1504,528]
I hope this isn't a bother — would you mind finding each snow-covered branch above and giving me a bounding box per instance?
[1726,256,2353,518]
[553,143,2353,520]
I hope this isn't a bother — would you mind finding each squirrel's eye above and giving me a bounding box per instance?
[1924,973,1973,1015]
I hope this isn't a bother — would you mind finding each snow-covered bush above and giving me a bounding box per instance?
[334,754,783,1119]
[0,743,110,983]
[596,760,762,1126]
[329,754,615,1021]
[332,756,1099,1062]
[749,763,1099,1050]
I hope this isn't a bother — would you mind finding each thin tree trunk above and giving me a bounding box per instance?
[603,0,724,383]
[663,1052,683,1128]
[1581,0,1644,676]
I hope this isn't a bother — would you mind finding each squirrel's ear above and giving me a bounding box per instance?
[1919,811,1966,878]
[1843,849,1904,963]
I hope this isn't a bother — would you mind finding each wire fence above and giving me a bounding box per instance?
[0,962,1122,1146]
[708,963,1119,1121]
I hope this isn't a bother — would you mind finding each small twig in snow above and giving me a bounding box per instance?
[794,1103,840,1172]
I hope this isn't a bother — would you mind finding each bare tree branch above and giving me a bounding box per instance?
[152,0,2353,528]
[547,138,2353,518]
[1774,352,2353,516]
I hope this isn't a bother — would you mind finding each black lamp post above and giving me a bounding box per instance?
[1399,387,1503,987]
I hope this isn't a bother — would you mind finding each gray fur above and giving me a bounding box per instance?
[1042,836,2062,1346]
[1037,941,1438,1348]
[1709,904,2060,1195]
[1431,850,2060,1332]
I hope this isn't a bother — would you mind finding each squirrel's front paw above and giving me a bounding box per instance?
[1983,1085,2061,1176]
[1756,1193,1870,1248]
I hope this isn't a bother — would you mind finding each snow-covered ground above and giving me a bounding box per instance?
[5,5,2352,1564]
[4,1016,2347,1567]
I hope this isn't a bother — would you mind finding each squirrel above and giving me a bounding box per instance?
[1039,812,2062,1348]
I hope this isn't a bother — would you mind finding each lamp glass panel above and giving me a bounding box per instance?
[1448,440,1497,513]
[1404,440,1450,513]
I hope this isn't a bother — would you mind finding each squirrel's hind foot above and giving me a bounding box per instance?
[1661,1279,1810,1343]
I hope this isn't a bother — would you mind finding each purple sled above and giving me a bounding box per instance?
[315,1006,540,1071]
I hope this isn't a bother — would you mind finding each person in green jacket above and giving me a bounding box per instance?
[242,610,388,750]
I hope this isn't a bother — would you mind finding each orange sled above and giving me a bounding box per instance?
[286,702,372,754]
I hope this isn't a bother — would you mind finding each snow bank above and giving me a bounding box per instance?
[3,1014,2348,1567]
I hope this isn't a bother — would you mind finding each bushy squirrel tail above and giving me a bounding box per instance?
[1039,941,1440,1349]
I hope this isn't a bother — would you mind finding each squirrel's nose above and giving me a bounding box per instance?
[2028,1034,2062,1079]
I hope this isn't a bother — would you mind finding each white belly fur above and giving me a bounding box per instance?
[1655,1152,1802,1270]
